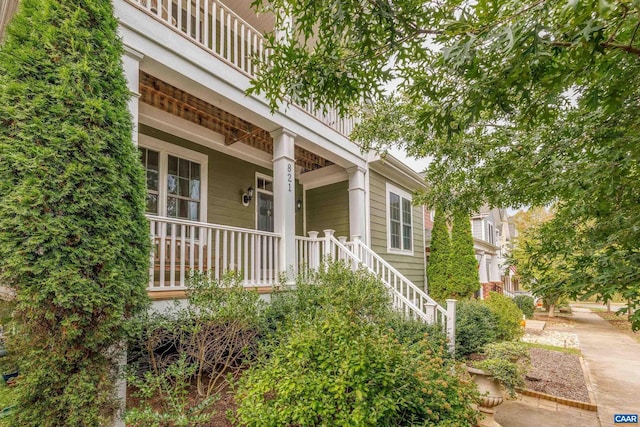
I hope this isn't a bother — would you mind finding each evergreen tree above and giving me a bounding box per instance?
[0,0,150,424]
[426,209,451,302]
[449,209,480,299]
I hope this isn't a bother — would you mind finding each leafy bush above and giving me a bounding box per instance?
[384,311,447,353]
[0,0,150,424]
[236,263,478,426]
[455,300,498,358]
[482,341,530,363]
[235,313,477,426]
[265,262,392,329]
[125,355,216,427]
[513,295,535,319]
[485,292,525,341]
[474,358,525,398]
[128,272,265,399]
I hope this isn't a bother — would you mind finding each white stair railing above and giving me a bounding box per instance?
[316,230,456,353]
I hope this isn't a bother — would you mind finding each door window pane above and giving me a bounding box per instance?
[139,147,160,214]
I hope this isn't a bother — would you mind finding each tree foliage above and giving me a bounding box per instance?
[509,208,571,317]
[0,0,150,424]
[426,209,451,301]
[449,209,480,299]
[250,0,640,329]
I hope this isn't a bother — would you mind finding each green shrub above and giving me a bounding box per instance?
[265,262,392,329]
[128,272,265,399]
[448,209,481,299]
[513,295,535,319]
[474,358,525,398]
[125,355,217,427]
[0,0,150,424]
[237,264,478,426]
[486,292,525,341]
[455,300,498,358]
[235,313,478,426]
[482,341,530,362]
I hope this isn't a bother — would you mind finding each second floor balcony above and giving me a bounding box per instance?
[125,0,359,137]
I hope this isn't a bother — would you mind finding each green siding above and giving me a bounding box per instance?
[140,124,303,235]
[369,170,426,289]
[306,181,350,238]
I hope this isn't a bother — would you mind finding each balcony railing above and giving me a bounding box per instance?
[128,0,358,137]
[147,215,281,290]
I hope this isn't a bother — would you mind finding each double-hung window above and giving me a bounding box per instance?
[387,183,413,254]
[139,136,208,223]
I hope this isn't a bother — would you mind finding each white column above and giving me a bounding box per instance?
[347,165,366,242]
[489,255,501,288]
[478,251,488,299]
[122,46,144,147]
[271,128,296,281]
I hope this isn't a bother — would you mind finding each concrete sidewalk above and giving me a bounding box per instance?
[495,307,640,426]
[564,307,640,427]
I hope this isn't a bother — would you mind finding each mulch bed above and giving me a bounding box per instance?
[524,348,590,403]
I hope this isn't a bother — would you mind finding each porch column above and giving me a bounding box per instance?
[122,45,144,147]
[347,166,366,242]
[489,254,501,283]
[271,128,297,281]
[478,251,488,299]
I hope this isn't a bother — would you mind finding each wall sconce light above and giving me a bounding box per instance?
[296,199,303,211]
[242,186,254,206]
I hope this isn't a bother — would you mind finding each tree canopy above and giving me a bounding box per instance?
[250,0,640,329]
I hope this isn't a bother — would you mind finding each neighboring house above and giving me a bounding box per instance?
[0,0,453,341]
[424,206,519,299]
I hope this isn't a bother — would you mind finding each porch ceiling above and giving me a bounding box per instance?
[139,72,334,172]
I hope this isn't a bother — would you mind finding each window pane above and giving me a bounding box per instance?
[188,201,199,221]
[178,199,189,218]
[167,174,178,195]
[178,177,189,197]
[264,179,273,192]
[179,158,190,178]
[168,155,178,175]
[146,193,158,214]
[147,149,159,170]
[403,224,412,250]
[190,163,200,180]
[390,193,400,221]
[167,197,177,217]
[390,221,400,249]
[147,170,159,191]
[190,180,200,199]
[402,199,411,225]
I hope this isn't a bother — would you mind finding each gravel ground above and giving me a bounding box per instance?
[524,348,590,403]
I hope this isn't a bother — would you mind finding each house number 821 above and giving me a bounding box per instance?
[288,164,292,192]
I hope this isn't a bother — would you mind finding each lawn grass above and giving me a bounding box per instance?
[520,341,581,356]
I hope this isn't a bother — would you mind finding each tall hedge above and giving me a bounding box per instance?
[0,1,150,425]
[449,209,480,299]
[426,209,451,301]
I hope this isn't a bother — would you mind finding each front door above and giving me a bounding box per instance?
[256,175,274,232]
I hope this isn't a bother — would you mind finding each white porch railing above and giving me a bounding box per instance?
[127,0,359,137]
[297,230,456,353]
[147,215,281,290]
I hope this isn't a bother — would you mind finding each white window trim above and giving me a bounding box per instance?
[386,182,414,256]
[139,134,208,223]
[255,172,274,231]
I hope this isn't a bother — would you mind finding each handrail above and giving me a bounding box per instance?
[146,214,281,237]
[354,240,448,318]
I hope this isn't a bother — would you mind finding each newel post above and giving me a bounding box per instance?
[308,231,320,270]
[446,299,457,355]
[323,229,335,264]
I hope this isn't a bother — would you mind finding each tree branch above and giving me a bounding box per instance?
[550,40,640,57]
